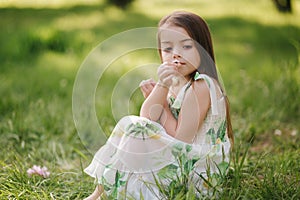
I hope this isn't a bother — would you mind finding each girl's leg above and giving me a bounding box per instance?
[84,185,103,200]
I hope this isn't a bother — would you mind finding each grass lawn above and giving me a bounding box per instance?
[0,0,299,199]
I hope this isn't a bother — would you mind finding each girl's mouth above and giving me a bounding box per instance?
[173,60,185,66]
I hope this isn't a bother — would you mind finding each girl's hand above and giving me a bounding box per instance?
[157,62,180,87]
[139,78,156,98]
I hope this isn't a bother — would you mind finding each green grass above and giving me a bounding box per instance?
[0,0,300,199]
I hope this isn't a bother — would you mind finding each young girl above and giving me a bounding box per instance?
[84,11,233,199]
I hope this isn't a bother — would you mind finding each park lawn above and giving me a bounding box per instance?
[0,0,299,199]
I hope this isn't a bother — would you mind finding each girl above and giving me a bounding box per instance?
[84,11,233,199]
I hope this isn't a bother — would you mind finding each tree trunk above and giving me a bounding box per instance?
[273,0,292,13]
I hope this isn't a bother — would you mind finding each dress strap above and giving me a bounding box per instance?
[170,81,192,110]
[194,72,219,115]
[170,73,220,116]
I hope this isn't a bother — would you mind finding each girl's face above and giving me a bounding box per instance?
[159,25,200,80]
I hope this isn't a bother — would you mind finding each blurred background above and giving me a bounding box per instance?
[0,0,299,199]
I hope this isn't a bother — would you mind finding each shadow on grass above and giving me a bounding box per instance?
[0,4,299,65]
[0,3,158,64]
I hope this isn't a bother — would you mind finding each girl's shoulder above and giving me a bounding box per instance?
[191,79,209,98]
[193,73,214,87]
[192,73,224,115]
[190,76,210,97]
[184,78,210,107]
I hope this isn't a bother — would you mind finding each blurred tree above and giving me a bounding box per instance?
[106,0,135,9]
[272,0,292,13]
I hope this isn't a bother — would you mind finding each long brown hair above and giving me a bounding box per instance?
[158,11,234,145]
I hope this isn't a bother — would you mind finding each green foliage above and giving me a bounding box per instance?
[100,170,127,199]
[0,0,299,199]
[21,30,69,56]
[149,143,230,199]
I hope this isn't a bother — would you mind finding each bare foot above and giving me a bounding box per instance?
[83,185,103,200]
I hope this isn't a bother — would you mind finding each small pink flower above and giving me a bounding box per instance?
[27,165,50,178]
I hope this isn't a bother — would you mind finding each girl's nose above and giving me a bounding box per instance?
[172,48,181,58]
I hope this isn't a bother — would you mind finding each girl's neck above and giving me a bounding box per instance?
[169,78,191,97]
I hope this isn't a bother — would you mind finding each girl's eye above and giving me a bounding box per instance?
[183,45,193,49]
[162,47,172,52]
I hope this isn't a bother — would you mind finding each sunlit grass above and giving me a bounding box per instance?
[36,51,80,72]
[137,0,300,26]
[0,0,101,8]
[53,12,106,36]
[0,0,299,199]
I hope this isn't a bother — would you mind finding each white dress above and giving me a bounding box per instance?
[84,74,231,199]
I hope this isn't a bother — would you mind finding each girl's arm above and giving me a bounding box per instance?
[140,83,169,121]
[140,62,177,121]
[139,78,156,99]
[160,79,210,143]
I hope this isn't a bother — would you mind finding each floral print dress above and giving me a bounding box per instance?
[84,73,231,199]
